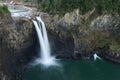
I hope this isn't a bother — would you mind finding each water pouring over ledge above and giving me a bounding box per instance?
[32,16,59,67]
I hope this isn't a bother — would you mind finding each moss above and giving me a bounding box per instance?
[85,30,120,53]
[83,31,108,48]
[110,44,120,53]
[109,36,120,53]
[0,5,10,14]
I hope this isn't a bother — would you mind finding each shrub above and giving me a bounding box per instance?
[36,0,120,15]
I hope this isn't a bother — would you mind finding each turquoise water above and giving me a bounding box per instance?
[24,59,120,80]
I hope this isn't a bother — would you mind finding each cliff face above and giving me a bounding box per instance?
[0,8,120,80]
[0,13,36,80]
[41,9,120,60]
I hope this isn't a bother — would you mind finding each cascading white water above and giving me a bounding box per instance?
[93,53,102,60]
[36,17,51,57]
[32,16,58,67]
[32,20,48,60]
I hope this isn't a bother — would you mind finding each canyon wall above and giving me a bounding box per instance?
[0,9,120,79]
[0,13,36,80]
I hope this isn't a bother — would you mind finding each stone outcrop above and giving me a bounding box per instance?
[41,9,120,61]
[0,8,120,80]
[0,13,36,80]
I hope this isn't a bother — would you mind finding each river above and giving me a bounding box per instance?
[24,59,120,80]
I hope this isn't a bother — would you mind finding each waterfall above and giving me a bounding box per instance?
[93,53,102,60]
[36,17,51,56]
[32,16,58,67]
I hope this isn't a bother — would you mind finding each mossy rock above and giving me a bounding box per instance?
[0,5,10,14]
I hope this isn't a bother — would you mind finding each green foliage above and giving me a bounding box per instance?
[37,0,120,15]
[0,5,9,14]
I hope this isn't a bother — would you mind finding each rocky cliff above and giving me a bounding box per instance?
[0,8,120,80]
[0,13,36,80]
[41,9,120,61]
